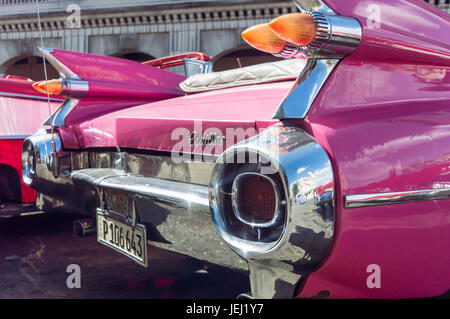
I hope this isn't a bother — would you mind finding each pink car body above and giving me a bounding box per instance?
[23,0,449,298]
[0,76,61,213]
[298,0,449,298]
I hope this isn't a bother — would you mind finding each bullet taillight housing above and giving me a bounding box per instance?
[242,11,361,59]
[32,78,89,98]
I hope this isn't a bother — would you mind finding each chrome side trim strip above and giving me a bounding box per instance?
[49,98,79,127]
[345,188,450,208]
[0,134,30,140]
[39,47,80,80]
[39,47,86,127]
[99,175,210,207]
[273,59,339,119]
[0,91,62,102]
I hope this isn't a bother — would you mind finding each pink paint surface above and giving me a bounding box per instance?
[0,95,60,137]
[64,81,292,154]
[47,49,186,127]
[294,0,450,298]
[50,49,186,93]
[328,0,450,66]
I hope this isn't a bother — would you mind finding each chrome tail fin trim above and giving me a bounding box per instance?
[345,188,450,208]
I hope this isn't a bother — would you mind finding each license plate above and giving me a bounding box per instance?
[96,210,148,267]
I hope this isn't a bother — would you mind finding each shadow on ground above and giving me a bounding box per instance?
[0,213,250,299]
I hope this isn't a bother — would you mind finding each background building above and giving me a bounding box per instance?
[0,0,448,80]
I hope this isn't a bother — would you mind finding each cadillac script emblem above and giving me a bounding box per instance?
[189,131,225,146]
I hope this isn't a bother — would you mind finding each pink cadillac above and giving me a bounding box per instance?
[22,0,449,298]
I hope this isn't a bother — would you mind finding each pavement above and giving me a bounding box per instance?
[1,211,448,300]
[0,212,250,299]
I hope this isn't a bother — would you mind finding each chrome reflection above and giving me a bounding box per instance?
[275,11,361,60]
[44,98,80,127]
[273,59,339,119]
[308,11,362,58]
[273,0,362,120]
[23,130,215,214]
[294,0,335,14]
[39,47,88,127]
[21,139,35,186]
[70,151,89,171]
[39,47,80,80]
[42,85,87,127]
[210,124,335,298]
[62,79,89,97]
[22,130,244,271]
[70,168,246,270]
[21,129,69,187]
[0,91,62,102]
[69,151,216,186]
[78,152,215,186]
[345,188,450,208]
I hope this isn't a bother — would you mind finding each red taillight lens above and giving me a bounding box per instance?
[32,79,63,95]
[232,173,279,226]
[241,23,286,54]
[269,13,316,46]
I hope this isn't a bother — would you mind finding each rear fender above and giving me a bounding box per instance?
[39,48,186,127]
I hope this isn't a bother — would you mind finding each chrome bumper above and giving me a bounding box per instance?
[22,131,247,271]
[75,170,247,271]
[0,203,41,218]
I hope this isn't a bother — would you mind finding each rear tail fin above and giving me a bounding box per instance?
[35,48,186,126]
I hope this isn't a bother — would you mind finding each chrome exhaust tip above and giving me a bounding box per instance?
[73,218,96,237]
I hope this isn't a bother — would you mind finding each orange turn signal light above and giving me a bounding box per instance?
[270,13,316,46]
[241,23,286,54]
[32,79,63,95]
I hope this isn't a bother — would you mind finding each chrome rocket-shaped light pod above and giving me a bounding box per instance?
[242,10,362,60]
